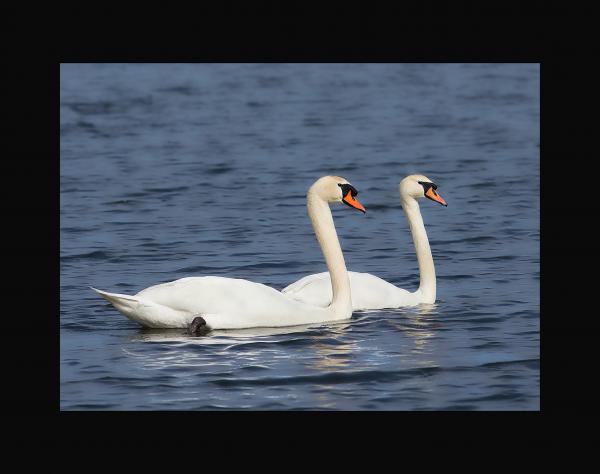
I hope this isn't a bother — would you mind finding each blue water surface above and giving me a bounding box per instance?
[60,63,539,410]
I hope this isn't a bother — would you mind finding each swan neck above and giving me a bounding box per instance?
[402,197,436,303]
[307,191,352,317]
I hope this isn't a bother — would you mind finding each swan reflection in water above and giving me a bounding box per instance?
[123,319,355,371]
[124,304,440,375]
[129,322,335,343]
[384,303,439,355]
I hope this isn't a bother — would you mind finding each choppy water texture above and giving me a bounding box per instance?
[60,63,539,410]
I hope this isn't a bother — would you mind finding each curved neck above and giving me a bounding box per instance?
[401,197,436,303]
[306,191,352,317]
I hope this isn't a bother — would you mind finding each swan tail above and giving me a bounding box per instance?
[90,287,140,315]
[90,287,193,329]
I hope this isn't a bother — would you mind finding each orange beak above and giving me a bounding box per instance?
[425,187,447,206]
[343,191,366,213]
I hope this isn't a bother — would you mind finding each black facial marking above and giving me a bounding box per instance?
[418,180,437,191]
[338,183,358,198]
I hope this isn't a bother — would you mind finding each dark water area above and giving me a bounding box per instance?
[60,63,539,410]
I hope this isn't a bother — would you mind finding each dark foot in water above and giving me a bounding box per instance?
[188,316,209,336]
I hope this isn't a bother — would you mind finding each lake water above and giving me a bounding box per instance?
[60,63,539,410]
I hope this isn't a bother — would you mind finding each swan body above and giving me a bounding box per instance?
[282,174,447,310]
[92,276,348,329]
[282,271,418,310]
[93,176,365,330]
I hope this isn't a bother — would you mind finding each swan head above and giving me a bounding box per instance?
[309,176,366,213]
[400,174,447,206]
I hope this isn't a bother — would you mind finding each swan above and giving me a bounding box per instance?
[282,174,446,310]
[91,175,366,331]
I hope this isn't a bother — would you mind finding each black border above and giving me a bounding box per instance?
[4,2,595,447]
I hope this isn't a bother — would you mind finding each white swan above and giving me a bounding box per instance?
[92,176,366,331]
[282,174,446,310]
